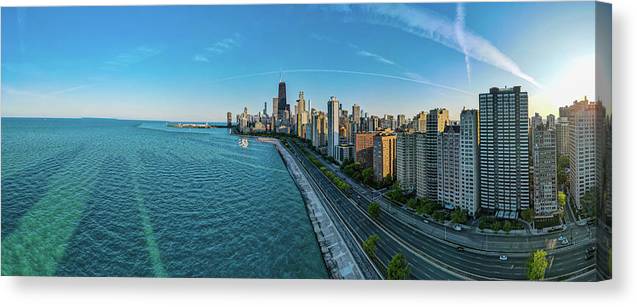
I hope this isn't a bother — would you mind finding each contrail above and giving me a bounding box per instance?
[212,69,472,96]
[359,4,542,88]
[455,3,471,84]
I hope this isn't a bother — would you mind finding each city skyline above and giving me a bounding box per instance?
[0,1,612,282]
[1,2,608,122]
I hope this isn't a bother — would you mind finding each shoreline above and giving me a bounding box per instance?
[258,137,366,280]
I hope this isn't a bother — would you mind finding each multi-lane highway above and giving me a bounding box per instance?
[286,139,598,280]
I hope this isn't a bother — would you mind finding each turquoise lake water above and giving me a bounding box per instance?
[1,118,328,278]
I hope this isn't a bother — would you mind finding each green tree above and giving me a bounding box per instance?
[339,158,353,170]
[527,249,549,280]
[382,175,394,188]
[361,167,374,185]
[492,220,502,231]
[557,155,570,187]
[387,253,410,280]
[406,198,418,210]
[503,220,512,233]
[386,182,406,203]
[521,208,534,223]
[451,208,469,224]
[363,234,380,259]
[368,202,381,219]
[432,211,445,222]
[478,217,489,230]
[558,191,567,209]
[419,198,436,216]
[342,161,358,177]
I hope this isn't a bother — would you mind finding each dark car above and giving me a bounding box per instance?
[456,246,465,252]
[585,253,595,260]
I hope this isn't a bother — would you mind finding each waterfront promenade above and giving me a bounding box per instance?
[259,137,379,279]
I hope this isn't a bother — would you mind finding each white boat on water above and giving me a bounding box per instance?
[238,138,249,148]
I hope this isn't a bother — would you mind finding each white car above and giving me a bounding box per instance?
[558,235,566,241]
[499,255,508,261]
[453,224,462,231]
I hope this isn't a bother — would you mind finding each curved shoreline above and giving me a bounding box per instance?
[259,137,365,279]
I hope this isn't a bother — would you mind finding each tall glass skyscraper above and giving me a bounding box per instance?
[277,80,287,119]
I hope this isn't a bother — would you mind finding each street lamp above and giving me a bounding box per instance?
[485,231,488,250]
[444,225,447,241]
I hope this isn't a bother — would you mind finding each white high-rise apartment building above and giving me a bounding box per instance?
[396,132,417,192]
[416,108,449,201]
[533,124,558,217]
[460,109,480,217]
[415,133,427,198]
[437,125,461,210]
[327,96,340,158]
[479,86,529,219]
[568,97,605,209]
[436,109,480,217]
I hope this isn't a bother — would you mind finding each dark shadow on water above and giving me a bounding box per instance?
[1,145,86,237]
[55,155,155,277]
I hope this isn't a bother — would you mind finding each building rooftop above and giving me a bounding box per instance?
[487,86,523,94]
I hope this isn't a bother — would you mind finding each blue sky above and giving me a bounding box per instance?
[1,2,607,121]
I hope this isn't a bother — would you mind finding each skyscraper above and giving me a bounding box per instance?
[306,107,314,143]
[531,112,543,130]
[546,114,556,129]
[416,108,449,201]
[396,132,417,192]
[397,114,406,129]
[272,97,279,121]
[437,124,461,210]
[382,114,395,130]
[369,115,380,132]
[352,104,361,131]
[355,132,377,169]
[239,107,249,133]
[312,111,328,149]
[567,97,605,209]
[327,96,340,158]
[479,86,530,219]
[277,79,287,119]
[296,91,308,138]
[533,124,558,217]
[556,117,570,156]
[373,130,397,183]
[415,111,427,132]
[460,109,480,217]
[339,114,352,144]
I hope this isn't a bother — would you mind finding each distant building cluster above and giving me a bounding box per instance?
[234,81,609,221]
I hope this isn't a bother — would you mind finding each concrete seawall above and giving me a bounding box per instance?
[259,137,365,279]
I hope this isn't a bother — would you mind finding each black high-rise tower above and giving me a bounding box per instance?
[277,76,287,119]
